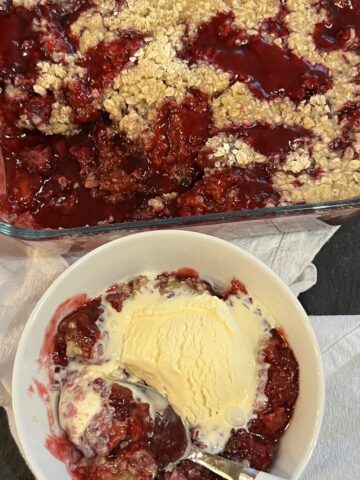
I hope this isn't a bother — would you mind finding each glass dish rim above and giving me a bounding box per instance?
[1,197,359,240]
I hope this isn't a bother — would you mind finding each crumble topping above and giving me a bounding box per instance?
[203,135,267,172]
[14,58,84,135]
[103,37,230,139]
[147,194,175,213]
[282,149,311,174]
[0,0,359,229]
[71,9,109,53]
[34,60,86,95]
[12,0,43,6]
[47,103,77,135]
[119,0,279,35]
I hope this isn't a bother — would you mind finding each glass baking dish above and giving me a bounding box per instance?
[0,198,359,255]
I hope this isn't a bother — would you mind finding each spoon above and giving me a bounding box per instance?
[173,445,288,480]
[117,381,287,480]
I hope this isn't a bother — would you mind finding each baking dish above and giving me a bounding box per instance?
[1,198,359,254]
[1,1,360,254]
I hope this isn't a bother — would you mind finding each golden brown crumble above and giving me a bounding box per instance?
[47,103,77,135]
[34,60,86,96]
[12,0,44,6]
[11,57,85,135]
[71,9,110,53]
[103,36,230,139]
[203,135,267,172]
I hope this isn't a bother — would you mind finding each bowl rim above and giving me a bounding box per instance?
[12,229,325,480]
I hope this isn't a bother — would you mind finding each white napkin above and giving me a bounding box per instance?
[1,224,358,479]
[302,315,360,480]
[0,235,67,445]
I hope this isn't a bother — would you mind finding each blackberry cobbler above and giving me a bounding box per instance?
[39,269,299,480]
[0,0,359,228]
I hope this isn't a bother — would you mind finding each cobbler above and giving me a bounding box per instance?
[0,0,359,228]
[41,269,299,480]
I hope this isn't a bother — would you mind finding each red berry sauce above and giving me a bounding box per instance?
[314,0,360,52]
[221,123,311,159]
[74,383,187,476]
[331,101,360,152]
[0,7,42,83]
[260,4,290,39]
[78,34,144,91]
[39,293,89,371]
[180,12,331,102]
[53,297,104,365]
[177,166,280,216]
[146,89,213,183]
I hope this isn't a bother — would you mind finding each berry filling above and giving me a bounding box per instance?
[180,12,331,102]
[313,0,360,52]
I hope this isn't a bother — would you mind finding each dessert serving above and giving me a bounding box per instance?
[0,0,359,229]
[42,268,299,480]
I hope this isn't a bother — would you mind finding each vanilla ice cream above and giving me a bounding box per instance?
[99,273,274,452]
[59,370,103,454]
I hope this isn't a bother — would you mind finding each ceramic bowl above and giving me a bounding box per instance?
[13,230,325,480]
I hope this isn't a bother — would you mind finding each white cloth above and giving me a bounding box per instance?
[0,225,358,480]
[303,315,360,480]
[0,235,67,445]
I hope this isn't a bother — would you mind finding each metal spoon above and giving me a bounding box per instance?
[173,445,288,480]
[117,381,288,480]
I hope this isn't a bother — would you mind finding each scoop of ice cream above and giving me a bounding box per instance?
[103,286,270,452]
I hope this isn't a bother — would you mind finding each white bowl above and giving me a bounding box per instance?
[13,230,324,480]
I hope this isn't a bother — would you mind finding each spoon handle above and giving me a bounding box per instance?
[188,446,287,480]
